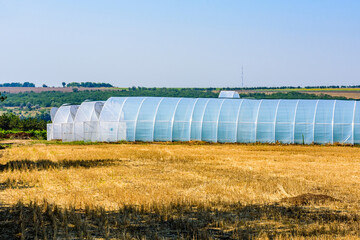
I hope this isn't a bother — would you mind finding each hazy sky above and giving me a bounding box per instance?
[0,1,359,87]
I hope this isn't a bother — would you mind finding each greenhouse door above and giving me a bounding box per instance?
[62,123,74,142]
[52,123,62,140]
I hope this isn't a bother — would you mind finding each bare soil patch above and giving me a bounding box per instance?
[281,193,341,205]
[3,132,32,139]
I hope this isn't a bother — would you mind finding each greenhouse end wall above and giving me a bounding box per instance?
[48,97,360,145]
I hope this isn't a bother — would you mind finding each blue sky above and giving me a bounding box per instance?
[0,0,359,87]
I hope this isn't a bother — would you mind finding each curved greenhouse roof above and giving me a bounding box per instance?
[74,101,104,122]
[48,97,360,145]
[48,104,79,141]
[218,90,240,99]
[73,101,104,141]
[52,104,79,124]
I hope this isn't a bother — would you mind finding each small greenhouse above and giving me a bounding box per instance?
[218,90,240,99]
[47,104,79,141]
[73,101,104,141]
[48,94,360,145]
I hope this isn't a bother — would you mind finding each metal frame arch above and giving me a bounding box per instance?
[312,100,320,143]
[254,99,263,142]
[115,97,129,141]
[292,100,300,144]
[200,99,211,141]
[133,97,147,142]
[74,104,85,141]
[116,97,130,121]
[215,99,226,142]
[170,98,182,141]
[352,101,357,144]
[188,98,200,141]
[273,99,281,143]
[331,100,337,144]
[152,97,164,141]
[234,99,244,143]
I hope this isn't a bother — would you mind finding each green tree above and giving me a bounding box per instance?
[0,93,6,102]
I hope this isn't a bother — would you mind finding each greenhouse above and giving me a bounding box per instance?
[73,101,104,142]
[48,95,360,145]
[47,104,79,142]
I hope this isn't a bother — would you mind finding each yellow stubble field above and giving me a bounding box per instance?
[0,141,360,239]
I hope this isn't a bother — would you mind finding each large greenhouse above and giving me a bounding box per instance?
[47,92,360,144]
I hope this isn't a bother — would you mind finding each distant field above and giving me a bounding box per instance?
[304,91,360,99]
[238,88,360,99]
[247,88,360,92]
[0,106,50,117]
[0,141,359,239]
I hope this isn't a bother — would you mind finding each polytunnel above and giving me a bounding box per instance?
[94,97,360,144]
[218,90,240,99]
[73,101,104,141]
[48,97,360,145]
[47,104,79,141]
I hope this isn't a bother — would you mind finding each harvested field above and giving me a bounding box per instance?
[236,89,360,99]
[303,91,360,99]
[0,141,360,239]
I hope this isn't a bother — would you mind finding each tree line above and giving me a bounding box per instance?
[0,87,351,134]
[0,88,349,109]
[0,82,35,87]
[0,113,47,131]
[0,81,114,88]
[65,82,114,88]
